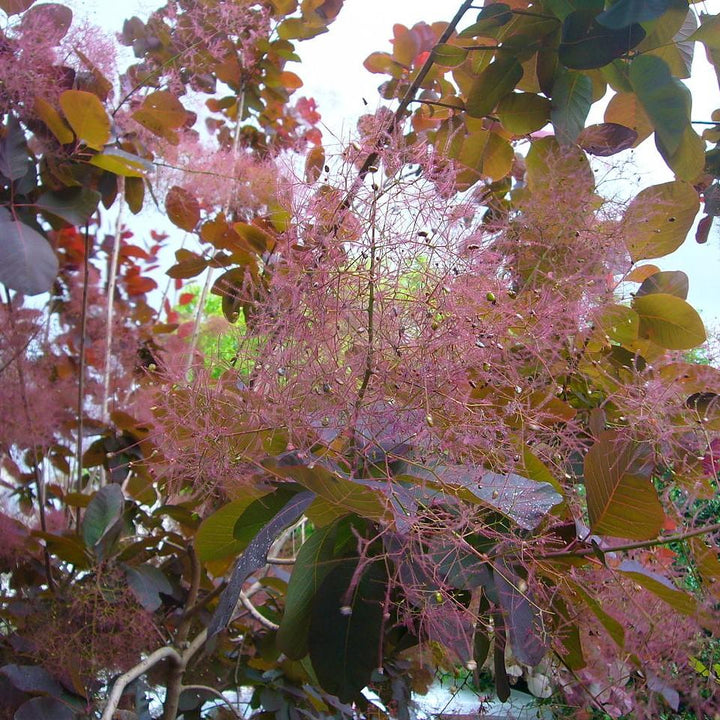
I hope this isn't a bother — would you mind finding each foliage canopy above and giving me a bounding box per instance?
[1,0,720,718]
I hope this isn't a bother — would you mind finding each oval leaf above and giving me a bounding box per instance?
[497,92,551,135]
[623,180,699,261]
[59,89,110,150]
[584,431,665,539]
[35,187,100,225]
[577,122,638,156]
[308,561,387,702]
[124,564,173,611]
[636,269,689,299]
[432,43,468,68]
[81,484,124,549]
[165,186,200,231]
[629,54,691,157]
[551,70,593,145]
[466,57,523,119]
[14,697,75,720]
[633,292,706,349]
[0,214,58,295]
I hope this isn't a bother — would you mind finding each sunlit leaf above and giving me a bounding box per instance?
[266,458,387,521]
[132,91,190,145]
[431,43,468,67]
[88,148,151,177]
[656,124,706,182]
[34,97,74,145]
[59,90,111,150]
[0,212,58,295]
[623,180,699,261]
[584,431,665,539]
[195,498,257,562]
[633,292,706,349]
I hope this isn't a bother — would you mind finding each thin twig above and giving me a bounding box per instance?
[541,522,720,560]
[75,224,91,509]
[239,590,279,630]
[101,181,125,445]
[179,685,242,718]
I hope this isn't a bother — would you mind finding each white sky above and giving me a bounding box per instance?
[65,0,720,330]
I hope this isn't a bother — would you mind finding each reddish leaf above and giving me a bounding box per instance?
[165,186,201,231]
[577,122,638,156]
[178,292,194,306]
[696,214,713,244]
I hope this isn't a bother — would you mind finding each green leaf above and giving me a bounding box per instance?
[195,497,257,562]
[656,124,706,182]
[124,563,174,611]
[308,561,387,702]
[0,115,29,181]
[633,292,706,349]
[431,43,468,68]
[208,491,315,638]
[617,560,697,615]
[459,3,513,37]
[597,0,674,29]
[584,431,665,539]
[594,304,639,345]
[569,581,625,647]
[267,459,387,521]
[233,486,301,545]
[623,180,699,261]
[59,90,111,150]
[551,70,593,144]
[277,517,355,658]
[466,57,523,118]
[81,485,125,549]
[559,10,646,69]
[636,270,688,299]
[0,212,58,295]
[497,92,551,135]
[35,187,101,225]
[629,55,690,156]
